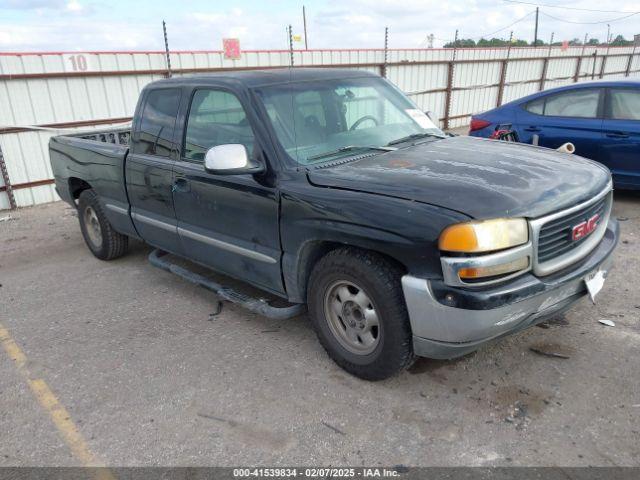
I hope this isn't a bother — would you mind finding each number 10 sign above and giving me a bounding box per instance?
[63,53,95,72]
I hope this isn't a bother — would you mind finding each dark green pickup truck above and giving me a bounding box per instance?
[50,68,618,380]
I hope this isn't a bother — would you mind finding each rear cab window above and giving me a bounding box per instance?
[132,88,181,157]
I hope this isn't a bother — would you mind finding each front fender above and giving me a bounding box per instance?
[280,184,469,302]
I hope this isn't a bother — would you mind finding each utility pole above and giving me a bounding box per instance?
[533,7,539,47]
[606,24,611,45]
[303,5,308,50]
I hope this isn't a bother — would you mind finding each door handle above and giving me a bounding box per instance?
[606,132,629,139]
[524,126,541,132]
[172,177,190,193]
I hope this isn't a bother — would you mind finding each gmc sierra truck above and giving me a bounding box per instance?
[49,69,618,380]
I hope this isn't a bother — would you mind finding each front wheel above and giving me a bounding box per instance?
[77,189,128,260]
[307,248,415,380]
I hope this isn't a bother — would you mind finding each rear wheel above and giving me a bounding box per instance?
[307,248,415,380]
[78,189,128,260]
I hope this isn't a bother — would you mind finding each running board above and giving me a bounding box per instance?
[148,249,305,320]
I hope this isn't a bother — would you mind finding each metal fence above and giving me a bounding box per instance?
[1,45,638,210]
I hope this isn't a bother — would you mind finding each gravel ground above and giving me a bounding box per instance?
[0,193,638,467]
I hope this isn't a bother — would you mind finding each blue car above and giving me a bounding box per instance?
[469,79,640,189]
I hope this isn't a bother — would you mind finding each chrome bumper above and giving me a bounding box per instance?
[402,218,618,359]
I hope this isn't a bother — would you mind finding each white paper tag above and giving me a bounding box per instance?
[585,269,606,303]
[405,109,438,130]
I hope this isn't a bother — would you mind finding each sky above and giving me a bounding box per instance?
[0,0,638,52]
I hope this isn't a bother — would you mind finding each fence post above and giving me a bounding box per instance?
[443,30,458,130]
[599,53,607,79]
[496,59,508,107]
[444,61,454,130]
[288,25,294,67]
[0,145,17,210]
[381,27,389,78]
[574,34,588,83]
[539,58,548,91]
[599,42,610,79]
[573,56,582,83]
[625,46,636,77]
[162,20,171,78]
[496,32,513,108]
[539,33,553,91]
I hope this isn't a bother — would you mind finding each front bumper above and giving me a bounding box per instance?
[402,218,619,359]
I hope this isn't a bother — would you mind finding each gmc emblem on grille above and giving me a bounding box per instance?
[572,213,600,241]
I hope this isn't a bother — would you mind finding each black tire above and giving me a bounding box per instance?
[307,247,415,380]
[77,189,128,260]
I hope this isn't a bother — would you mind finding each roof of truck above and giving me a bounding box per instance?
[149,67,379,88]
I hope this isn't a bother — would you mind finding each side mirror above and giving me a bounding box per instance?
[204,144,264,175]
[424,111,435,121]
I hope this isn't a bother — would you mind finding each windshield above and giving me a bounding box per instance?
[255,76,444,166]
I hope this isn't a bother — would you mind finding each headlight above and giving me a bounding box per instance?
[439,218,528,253]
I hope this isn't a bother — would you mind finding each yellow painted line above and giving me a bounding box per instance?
[0,323,116,480]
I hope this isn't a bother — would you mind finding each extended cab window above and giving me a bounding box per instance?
[134,88,181,157]
[183,89,255,161]
[608,88,640,120]
[524,88,601,118]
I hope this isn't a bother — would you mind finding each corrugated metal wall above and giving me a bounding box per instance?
[1,45,638,209]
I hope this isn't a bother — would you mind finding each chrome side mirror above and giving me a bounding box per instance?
[204,144,264,175]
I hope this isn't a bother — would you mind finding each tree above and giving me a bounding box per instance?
[610,35,632,46]
[443,38,476,48]
[587,38,600,46]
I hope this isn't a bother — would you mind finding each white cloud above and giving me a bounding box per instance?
[0,0,637,51]
[66,0,83,12]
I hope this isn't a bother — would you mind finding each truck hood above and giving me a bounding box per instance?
[307,136,611,219]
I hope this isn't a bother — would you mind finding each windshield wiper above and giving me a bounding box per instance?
[306,145,396,162]
[386,132,445,146]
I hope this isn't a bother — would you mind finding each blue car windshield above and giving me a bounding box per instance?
[255,76,444,165]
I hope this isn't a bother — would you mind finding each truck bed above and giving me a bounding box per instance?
[49,127,135,236]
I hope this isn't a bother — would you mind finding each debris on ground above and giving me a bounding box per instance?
[529,342,573,359]
[0,215,15,222]
[530,347,570,359]
[321,421,346,435]
[208,300,224,320]
[598,319,616,327]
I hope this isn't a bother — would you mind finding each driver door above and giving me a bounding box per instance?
[171,87,284,294]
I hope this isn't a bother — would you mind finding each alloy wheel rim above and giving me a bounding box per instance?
[323,280,380,355]
[83,206,103,248]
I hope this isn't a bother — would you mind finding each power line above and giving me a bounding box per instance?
[540,10,639,25]
[429,10,535,45]
[501,0,639,14]
[468,10,536,39]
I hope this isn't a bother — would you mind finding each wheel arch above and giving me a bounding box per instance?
[68,177,93,202]
[283,238,408,304]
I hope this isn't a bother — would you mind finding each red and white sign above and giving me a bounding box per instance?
[572,213,600,241]
[223,38,241,60]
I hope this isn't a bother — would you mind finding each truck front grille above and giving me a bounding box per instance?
[537,196,608,263]
[531,184,613,276]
